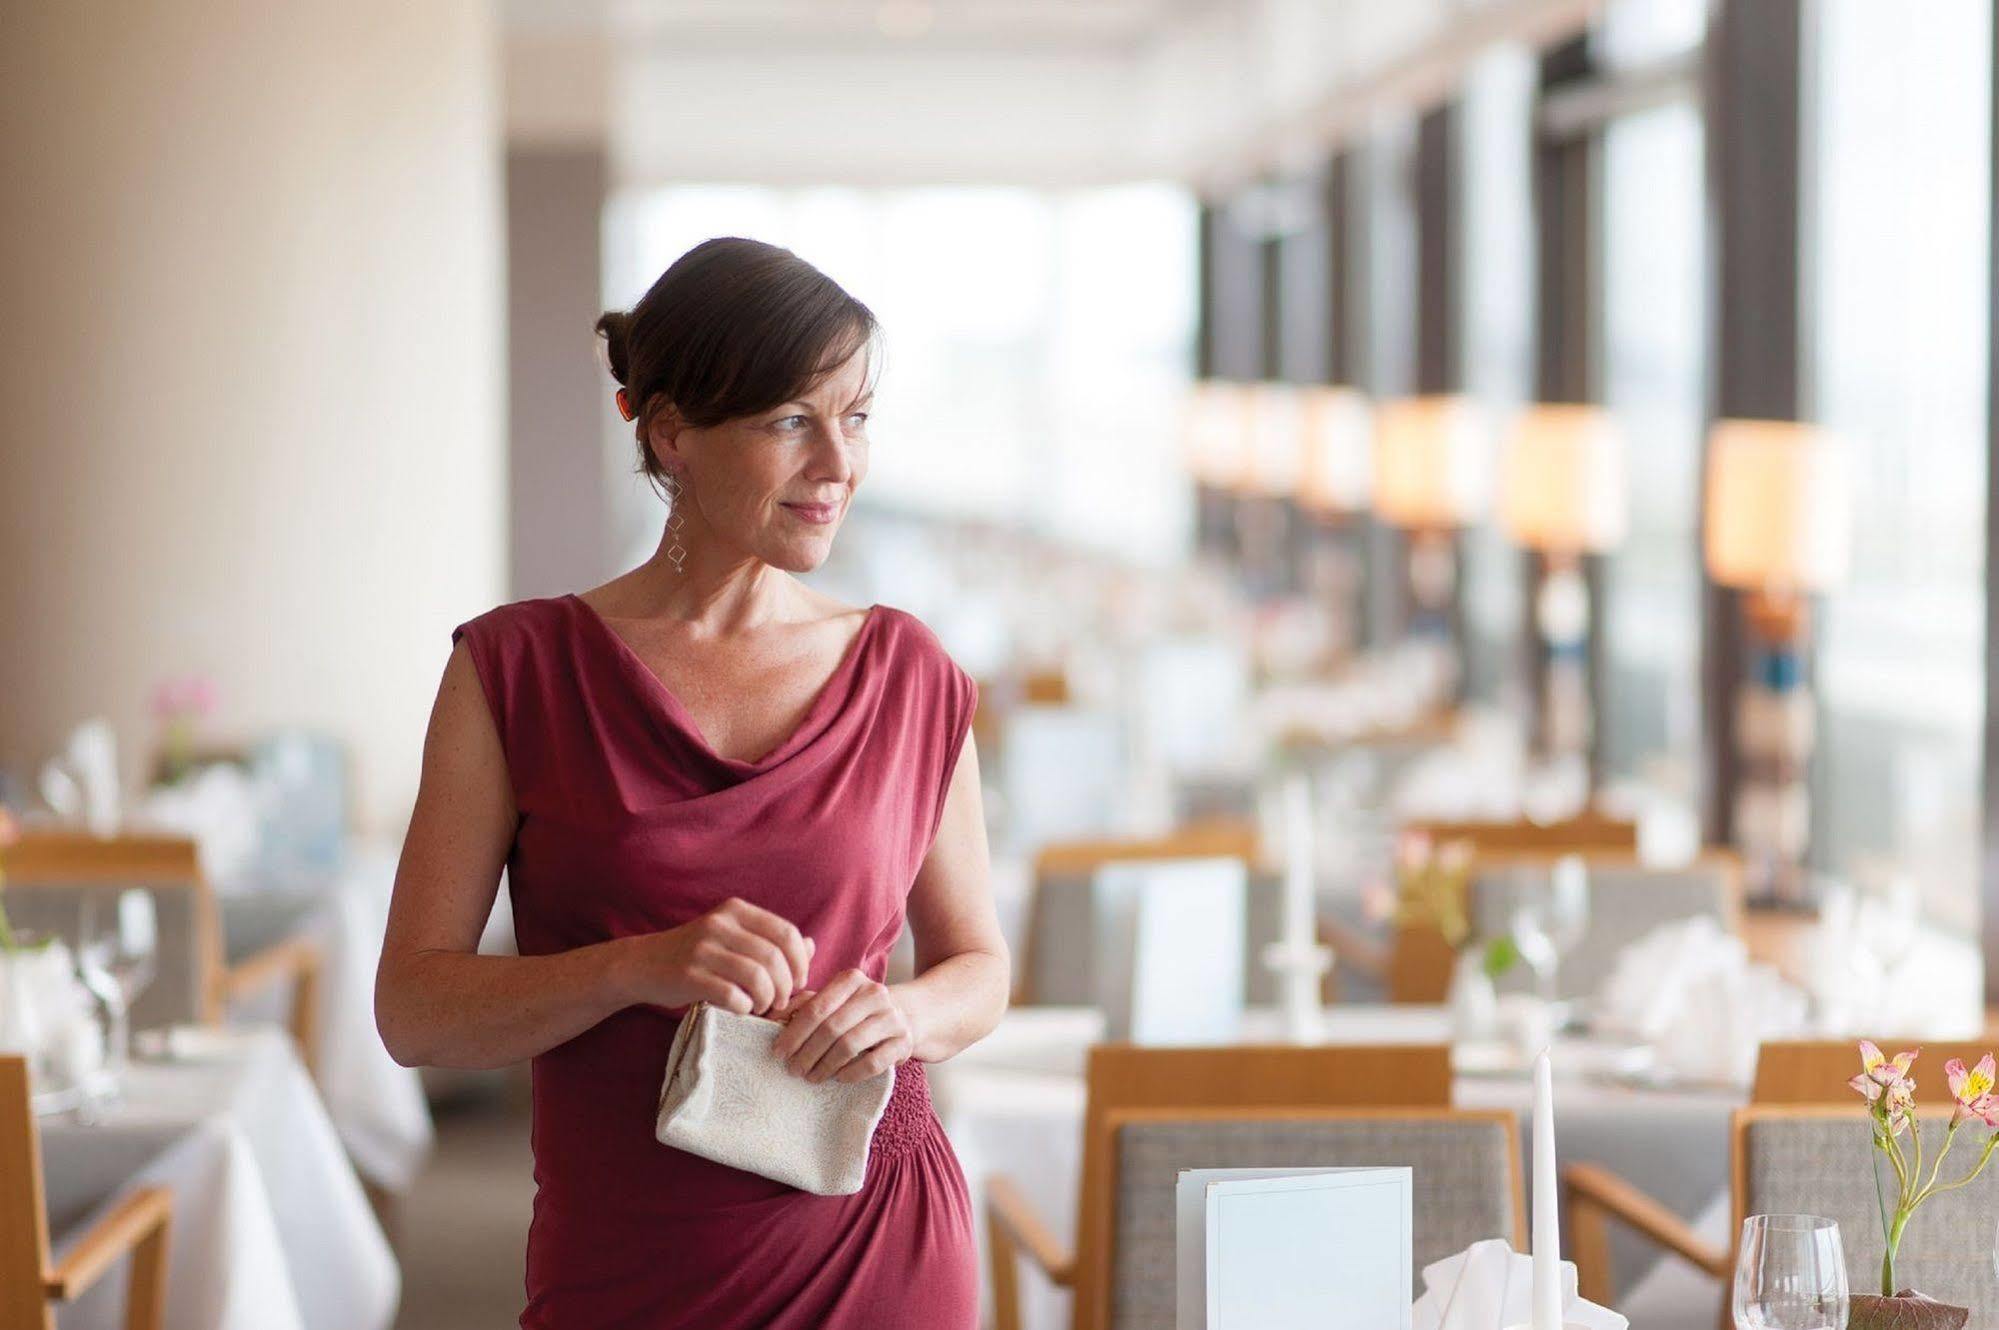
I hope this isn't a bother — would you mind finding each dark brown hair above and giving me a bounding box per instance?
[596,237,880,489]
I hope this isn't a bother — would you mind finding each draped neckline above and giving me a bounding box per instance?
[564,592,884,774]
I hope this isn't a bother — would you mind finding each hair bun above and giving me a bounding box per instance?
[594,310,633,385]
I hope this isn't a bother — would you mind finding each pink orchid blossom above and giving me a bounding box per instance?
[1945,1055,1999,1127]
[1858,1039,1919,1087]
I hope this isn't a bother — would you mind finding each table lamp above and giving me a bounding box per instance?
[1374,395,1488,658]
[1499,404,1627,761]
[1704,418,1851,905]
[1298,386,1374,517]
[1184,380,1254,561]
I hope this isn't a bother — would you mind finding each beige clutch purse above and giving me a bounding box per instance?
[654,1001,895,1196]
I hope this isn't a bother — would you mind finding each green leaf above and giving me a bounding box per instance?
[1481,935,1521,979]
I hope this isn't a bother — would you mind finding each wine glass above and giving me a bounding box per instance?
[77,889,158,1077]
[1734,1214,1849,1330]
[1509,855,1591,1008]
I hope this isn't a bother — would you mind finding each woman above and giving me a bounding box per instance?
[375,237,1008,1329]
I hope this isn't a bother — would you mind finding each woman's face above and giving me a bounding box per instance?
[652,348,872,574]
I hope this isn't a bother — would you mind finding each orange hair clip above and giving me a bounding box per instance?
[615,388,635,422]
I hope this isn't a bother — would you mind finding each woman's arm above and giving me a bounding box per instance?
[375,641,811,1070]
[773,732,1010,1081]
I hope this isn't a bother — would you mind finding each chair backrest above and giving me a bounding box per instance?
[0,1055,54,1328]
[1072,1043,1454,1330]
[1104,1107,1523,1330]
[1020,820,1260,1006]
[1385,840,1681,1004]
[1093,857,1246,1045]
[1404,813,1639,856]
[1751,1040,1999,1104]
[1471,851,1743,1000]
[0,832,219,1029]
[1732,1107,1999,1327]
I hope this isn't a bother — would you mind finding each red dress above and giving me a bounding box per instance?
[451,594,981,1330]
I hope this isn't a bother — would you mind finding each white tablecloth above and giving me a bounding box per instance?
[222,840,435,1191]
[931,1005,1740,1330]
[42,1025,399,1330]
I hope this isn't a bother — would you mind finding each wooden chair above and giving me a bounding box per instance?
[0,832,323,1078]
[1016,819,1260,1006]
[1729,1107,1999,1325]
[986,1042,1453,1330]
[1,1056,173,1330]
[1101,1106,1523,1327]
[1391,836,1703,1000]
[1385,818,1642,1007]
[1565,1038,1999,1307]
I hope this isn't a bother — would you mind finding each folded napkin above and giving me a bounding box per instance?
[1412,1238,1627,1330]
[1802,885,1985,1037]
[1594,917,1806,1086]
[655,1002,894,1196]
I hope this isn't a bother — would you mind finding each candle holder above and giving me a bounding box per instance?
[1260,939,1333,1042]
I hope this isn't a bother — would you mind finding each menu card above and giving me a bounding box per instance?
[1175,1166,1413,1330]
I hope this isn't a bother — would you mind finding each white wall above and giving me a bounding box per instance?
[0,0,506,834]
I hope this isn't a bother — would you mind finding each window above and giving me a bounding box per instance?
[1596,98,1706,791]
[603,183,1197,566]
[1805,0,1990,928]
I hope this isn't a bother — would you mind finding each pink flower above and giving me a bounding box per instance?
[1859,1040,1919,1088]
[1884,1077,1917,1135]
[1945,1054,1999,1128]
[1850,1072,1884,1104]
[151,674,218,721]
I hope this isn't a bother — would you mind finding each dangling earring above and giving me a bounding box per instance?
[662,471,688,574]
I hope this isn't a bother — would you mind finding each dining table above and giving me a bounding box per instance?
[930,1004,1741,1330]
[40,1024,399,1330]
[218,837,435,1193]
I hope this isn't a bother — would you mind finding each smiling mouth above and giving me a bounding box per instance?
[781,500,842,525]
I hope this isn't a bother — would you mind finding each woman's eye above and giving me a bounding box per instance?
[774,414,808,431]
[844,412,869,429]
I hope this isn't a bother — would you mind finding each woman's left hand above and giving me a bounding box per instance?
[771,969,916,1084]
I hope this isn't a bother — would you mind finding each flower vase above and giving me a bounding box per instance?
[1447,949,1498,1042]
[1847,1293,1970,1330]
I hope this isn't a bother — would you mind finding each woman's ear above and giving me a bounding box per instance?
[643,397,686,476]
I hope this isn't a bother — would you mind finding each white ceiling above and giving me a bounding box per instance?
[502,0,1594,190]
[503,0,1235,53]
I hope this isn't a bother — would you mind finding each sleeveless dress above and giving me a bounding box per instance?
[450,593,981,1330]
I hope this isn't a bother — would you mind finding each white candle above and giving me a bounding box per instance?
[1531,1048,1563,1330]
[1280,771,1313,953]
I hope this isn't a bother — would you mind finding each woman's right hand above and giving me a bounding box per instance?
[615,897,814,1017]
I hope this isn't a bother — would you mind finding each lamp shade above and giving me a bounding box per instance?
[1704,419,1851,592]
[1298,386,1374,513]
[1498,403,1628,554]
[1244,382,1305,497]
[1183,380,1252,488]
[1373,394,1487,529]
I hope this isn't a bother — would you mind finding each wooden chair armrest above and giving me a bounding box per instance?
[986,1173,1073,1330]
[219,936,324,1079]
[987,1174,1072,1282]
[44,1184,173,1300]
[1564,1162,1729,1306]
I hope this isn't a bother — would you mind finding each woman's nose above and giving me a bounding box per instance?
[805,423,853,481]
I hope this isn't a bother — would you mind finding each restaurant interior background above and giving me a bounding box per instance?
[6,0,1999,1327]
